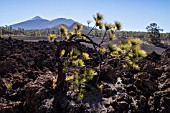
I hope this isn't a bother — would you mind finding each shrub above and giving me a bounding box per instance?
[49,13,146,100]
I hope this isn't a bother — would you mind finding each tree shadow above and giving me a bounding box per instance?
[154,43,170,49]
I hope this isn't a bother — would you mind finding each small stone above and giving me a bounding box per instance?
[103,98,112,106]
[107,105,115,113]
[116,101,128,111]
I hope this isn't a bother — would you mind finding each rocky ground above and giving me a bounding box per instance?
[0,38,169,113]
[11,36,167,54]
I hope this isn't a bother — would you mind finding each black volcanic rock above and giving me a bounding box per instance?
[0,38,169,113]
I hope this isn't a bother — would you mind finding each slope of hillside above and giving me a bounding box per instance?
[11,16,76,30]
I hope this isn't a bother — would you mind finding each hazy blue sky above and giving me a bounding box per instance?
[0,0,170,32]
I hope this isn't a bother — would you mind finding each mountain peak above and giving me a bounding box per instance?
[11,16,77,30]
[31,16,43,20]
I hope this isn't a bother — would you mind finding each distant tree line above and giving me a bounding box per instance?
[0,26,25,38]
[0,24,170,41]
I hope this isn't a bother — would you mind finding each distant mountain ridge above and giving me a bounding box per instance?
[11,16,77,30]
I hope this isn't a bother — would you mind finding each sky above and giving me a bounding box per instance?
[0,0,170,32]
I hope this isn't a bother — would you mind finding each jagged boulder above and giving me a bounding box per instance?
[0,79,7,97]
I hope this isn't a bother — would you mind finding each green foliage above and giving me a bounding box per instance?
[108,44,117,52]
[94,13,104,21]
[119,38,146,69]
[94,13,104,29]
[54,13,146,101]
[82,52,90,60]
[104,23,113,31]
[59,25,68,36]
[57,46,96,100]
[115,21,122,30]
[105,37,146,70]
[5,83,12,90]
[48,34,56,41]
[128,38,142,46]
[60,49,65,57]
[99,47,106,55]
[108,30,115,40]
[70,48,80,58]
[71,69,97,100]
[76,22,83,31]
[69,31,74,35]
[52,79,57,89]
[72,59,85,67]
[84,69,97,78]
[97,84,103,89]
[73,22,83,32]
[146,23,163,44]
